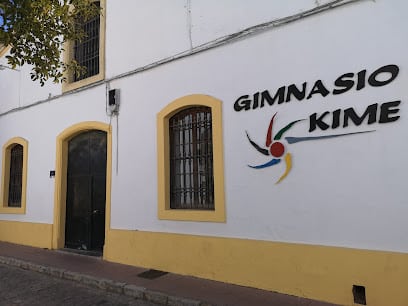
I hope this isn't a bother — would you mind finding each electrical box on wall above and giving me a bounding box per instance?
[108,89,120,115]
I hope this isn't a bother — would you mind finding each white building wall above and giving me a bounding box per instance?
[105,0,191,78]
[0,57,20,113]
[108,0,408,253]
[190,0,334,46]
[0,0,407,253]
[105,0,358,77]
[0,53,61,113]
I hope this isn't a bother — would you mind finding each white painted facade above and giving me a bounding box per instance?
[0,0,407,285]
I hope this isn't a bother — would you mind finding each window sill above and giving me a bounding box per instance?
[0,206,26,214]
[158,208,225,222]
[62,72,104,93]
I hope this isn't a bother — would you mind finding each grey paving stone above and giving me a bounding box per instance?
[27,262,46,273]
[95,277,112,290]
[81,274,103,288]
[19,261,29,270]
[124,284,146,299]
[105,279,127,294]
[47,266,65,278]
[0,263,160,306]
[62,270,82,282]
[144,290,168,305]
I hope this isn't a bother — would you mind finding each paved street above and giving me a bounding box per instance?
[0,264,159,306]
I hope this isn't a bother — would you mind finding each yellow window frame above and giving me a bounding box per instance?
[0,45,11,58]
[0,137,28,214]
[157,94,226,222]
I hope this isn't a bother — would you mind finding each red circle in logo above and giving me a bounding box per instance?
[270,142,285,157]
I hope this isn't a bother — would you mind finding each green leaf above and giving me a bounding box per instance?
[0,0,101,85]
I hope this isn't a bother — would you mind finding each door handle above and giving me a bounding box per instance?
[92,209,100,214]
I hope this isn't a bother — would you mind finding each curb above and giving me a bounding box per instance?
[0,256,210,306]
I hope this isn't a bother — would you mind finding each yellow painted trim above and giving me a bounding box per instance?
[52,121,112,251]
[0,45,11,58]
[0,220,52,249]
[62,0,106,93]
[157,94,225,222]
[0,137,28,214]
[104,229,408,306]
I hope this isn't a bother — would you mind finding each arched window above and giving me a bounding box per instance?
[1,137,28,214]
[8,144,23,207]
[157,95,225,222]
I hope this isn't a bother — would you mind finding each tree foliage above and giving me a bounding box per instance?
[0,0,100,85]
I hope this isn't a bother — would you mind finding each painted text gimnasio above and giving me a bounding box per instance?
[234,64,399,112]
[234,64,401,131]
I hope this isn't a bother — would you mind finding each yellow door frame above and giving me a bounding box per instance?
[52,121,112,252]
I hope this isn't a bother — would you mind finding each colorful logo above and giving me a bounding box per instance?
[246,113,374,183]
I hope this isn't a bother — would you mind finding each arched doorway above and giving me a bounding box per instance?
[52,122,112,254]
[65,130,107,252]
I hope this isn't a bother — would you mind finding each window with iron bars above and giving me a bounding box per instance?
[169,107,214,210]
[8,144,23,207]
[73,1,100,82]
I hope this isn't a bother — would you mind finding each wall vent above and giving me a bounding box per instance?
[352,285,367,305]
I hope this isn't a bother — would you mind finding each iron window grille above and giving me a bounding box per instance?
[169,107,214,210]
[73,1,100,82]
[8,144,23,207]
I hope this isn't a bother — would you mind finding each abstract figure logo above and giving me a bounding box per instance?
[246,113,374,183]
[246,113,302,184]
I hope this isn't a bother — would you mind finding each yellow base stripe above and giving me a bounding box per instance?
[104,229,408,306]
[1,220,407,306]
[0,220,52,249]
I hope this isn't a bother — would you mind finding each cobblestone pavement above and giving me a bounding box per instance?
[0,264,159,306]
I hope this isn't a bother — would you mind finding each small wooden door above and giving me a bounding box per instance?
[65,130,107,252]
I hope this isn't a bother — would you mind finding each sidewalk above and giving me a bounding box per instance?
[0,241,336,306]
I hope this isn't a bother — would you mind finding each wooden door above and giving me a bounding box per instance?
[65,130,107,252]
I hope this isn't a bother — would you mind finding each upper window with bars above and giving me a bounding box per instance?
[0,137,28,214]
[73,1,100,82]
[157,94,225,222]
[62,0,105,92]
